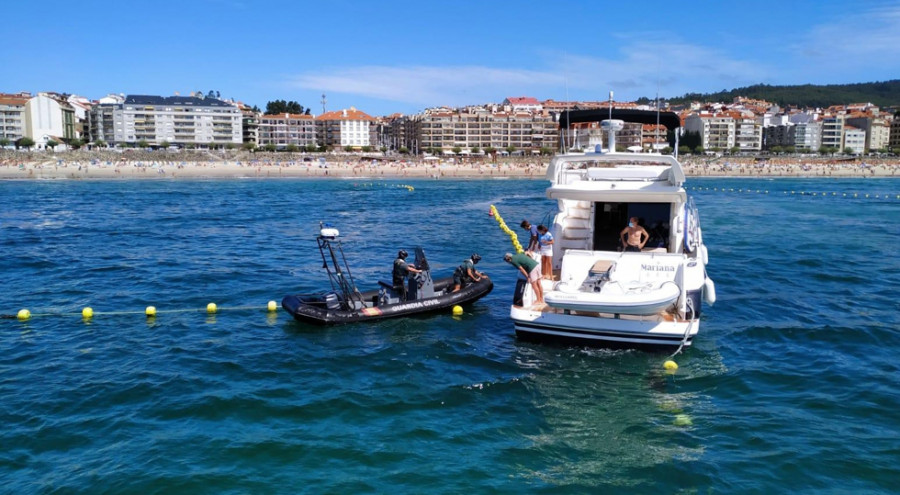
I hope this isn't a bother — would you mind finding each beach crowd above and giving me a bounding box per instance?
[2,149,898,179]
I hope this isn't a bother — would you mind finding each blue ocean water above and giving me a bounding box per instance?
[1,177,899,493]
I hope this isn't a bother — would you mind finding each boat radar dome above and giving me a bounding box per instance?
[600,119,625,132]
[320,224,340,239]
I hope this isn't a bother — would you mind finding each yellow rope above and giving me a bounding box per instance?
[489,205,524,254]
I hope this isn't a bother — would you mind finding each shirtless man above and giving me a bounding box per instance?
[620,217,648,252]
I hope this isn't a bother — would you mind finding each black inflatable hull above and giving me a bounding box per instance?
[282,276,493,325]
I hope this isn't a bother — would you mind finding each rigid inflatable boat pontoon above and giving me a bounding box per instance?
[282,224,493,325]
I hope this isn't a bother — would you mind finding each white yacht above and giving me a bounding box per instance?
[510,109,715,349]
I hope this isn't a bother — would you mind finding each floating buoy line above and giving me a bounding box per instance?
[3,301,280,321]
[489,205,524,254]
[352,182,414,191]
[687,186,899,199]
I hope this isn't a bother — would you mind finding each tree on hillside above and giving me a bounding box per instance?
[265,100,305,115]
[646,79,900,109]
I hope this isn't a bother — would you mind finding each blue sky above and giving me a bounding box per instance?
[4,0,899,116]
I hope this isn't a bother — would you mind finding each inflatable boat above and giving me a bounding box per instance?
[282,224,493,325]
[545,280,680,315]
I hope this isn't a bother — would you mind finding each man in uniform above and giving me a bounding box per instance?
[452,253,485,292]
[392,250,421,301]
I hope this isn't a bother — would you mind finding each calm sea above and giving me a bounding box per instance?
[1,177,898,493]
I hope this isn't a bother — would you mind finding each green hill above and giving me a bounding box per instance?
[638,80,900,109]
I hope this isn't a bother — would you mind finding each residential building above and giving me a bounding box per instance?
[238,103,259,147]
[258,113,315,149]
[792,122,822,151]
[67,95,93,141]
[315,108,375,149]
[90,94,124,145]
[503,96,541,113]
[846,114,891,152]
[95,95,242,147]
[733,114,762,151]
[763,121,822,152]
[821,115,844,150]
[413,106,558,154]
[641,124,669,151]
[0,92,29,142]
[763,124,792,149]
[24,93,75,149]
[843,126,866,154]
[891,117,900,150]
[684,113,735,150]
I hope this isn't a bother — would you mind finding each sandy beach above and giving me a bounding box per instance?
[2,150,899,179]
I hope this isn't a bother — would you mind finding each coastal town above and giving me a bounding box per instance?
[2,89,899,179]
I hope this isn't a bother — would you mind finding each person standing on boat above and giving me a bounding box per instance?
[504,252,544,305]
[537,225,554,279]
[393,250,421,301]
[520,220,540,253]
[452,253,485,292]
[620,217,648,252]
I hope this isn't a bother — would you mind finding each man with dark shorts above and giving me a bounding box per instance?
[452,253,484,292]
[620,217,648,252]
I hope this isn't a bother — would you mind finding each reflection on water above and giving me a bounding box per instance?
[511,343,726,487]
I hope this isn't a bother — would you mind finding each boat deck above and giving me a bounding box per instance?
[525,276,685,323]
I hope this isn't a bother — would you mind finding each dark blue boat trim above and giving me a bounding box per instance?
[513,321,691,343]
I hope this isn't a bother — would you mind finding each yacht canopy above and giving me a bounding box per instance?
[558,109,681,130]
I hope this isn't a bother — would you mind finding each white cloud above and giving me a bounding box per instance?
[285,6,899,111]
[287,38,766,109]
[789,5,900,76]
[290,66,565,108]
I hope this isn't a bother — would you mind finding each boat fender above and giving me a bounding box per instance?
[703,278,716,305]
[700,244,709,265]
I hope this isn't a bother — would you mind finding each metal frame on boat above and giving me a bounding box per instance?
[282,224,493,325]
[510,108,715,349]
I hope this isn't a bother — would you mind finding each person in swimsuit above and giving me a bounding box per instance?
[619,217,648,252]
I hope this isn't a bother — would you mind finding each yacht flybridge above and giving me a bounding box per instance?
[510,108,715,349]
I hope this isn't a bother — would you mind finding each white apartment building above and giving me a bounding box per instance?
[98,95,241,146]
[734,116,762,151]
[821,115,844,150]
[258,113,316,148]
[503,96,542,113]
[24,93,75,149]
[684,113,735,150]
[316,108,374,149]
[843,126,866,154]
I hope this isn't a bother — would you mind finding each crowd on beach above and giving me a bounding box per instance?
[2,148,899,179]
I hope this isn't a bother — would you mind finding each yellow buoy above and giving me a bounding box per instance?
[82,307,94,319]
[267,300,278,312]
[17,309,31,320]
[207,302,217,314]
[664,360,678,372]
[145,306,157,317]
[452,305,463,316]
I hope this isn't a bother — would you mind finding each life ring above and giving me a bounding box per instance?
[683,198,700,253]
